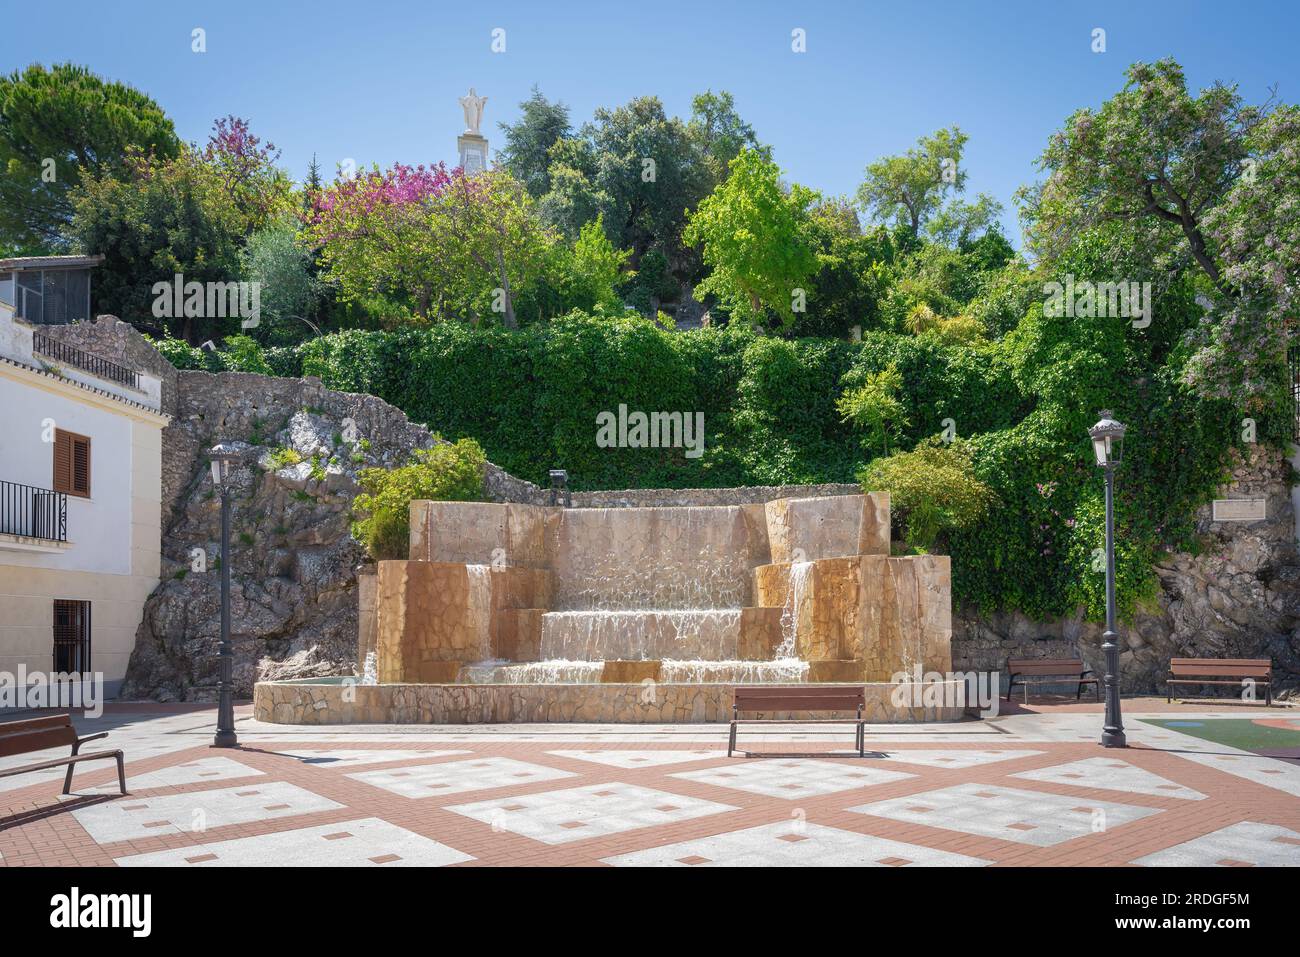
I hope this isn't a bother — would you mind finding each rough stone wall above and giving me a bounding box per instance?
[43,315,180,416]
[954,446,1300,694]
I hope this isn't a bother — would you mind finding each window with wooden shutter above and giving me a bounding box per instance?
[52,429,91,497]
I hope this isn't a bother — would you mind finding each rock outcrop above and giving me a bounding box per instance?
[117,362,541,701]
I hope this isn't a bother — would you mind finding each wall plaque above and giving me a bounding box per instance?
[1211,498,1267,522]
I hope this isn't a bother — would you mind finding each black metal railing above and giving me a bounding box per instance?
[31,332,139,390]
[0,480,67,542]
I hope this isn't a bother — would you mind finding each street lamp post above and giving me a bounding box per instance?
[210,444,241,749]
[1088,412,1127,749]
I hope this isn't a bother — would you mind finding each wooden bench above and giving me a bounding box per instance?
[0,714,125,795]
[729,686,866,758]
[1005,657,1099,703]
[1167,658,1272,706]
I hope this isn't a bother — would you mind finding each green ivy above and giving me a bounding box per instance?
[201,308,1283,623]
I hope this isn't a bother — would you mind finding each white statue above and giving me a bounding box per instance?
[459,88,488,135]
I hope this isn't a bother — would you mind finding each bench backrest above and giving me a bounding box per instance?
[0,714,76,758]
[1007,658,1087,676]
[1169,658,1271,679]
[734,685,865,713]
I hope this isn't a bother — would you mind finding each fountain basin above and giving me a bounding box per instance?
[253,678,968,724]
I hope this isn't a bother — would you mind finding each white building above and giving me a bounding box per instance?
[0,257,169,698]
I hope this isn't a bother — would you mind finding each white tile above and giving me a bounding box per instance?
[672,758,913,800]
[279,749,470,768]
[849,783,1161,846]
[1011,757,1205,801]
[547,749,722,768]
[447,782,736,845]
[1132,821,1300,867]
[115,817,474,867]
[79,757,264,794]
[347,756,575,799]
[71,781,342,844]
[602,820,991,867]
[1168,750,1300,798]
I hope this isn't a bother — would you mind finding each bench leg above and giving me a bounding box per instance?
[116,752,126,795]
[857,722,865,758]
[62,760,75,795]
[1005,677,1014,702]
[727,721,737,758]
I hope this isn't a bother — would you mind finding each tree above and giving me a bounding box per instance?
[71,147,244,340]
[687,90,764,183]
[567,213,631,313]
[539,96,711,264]
[926,193,1004,247]
[242,220,323,345]
[837,362,909,455]
[684,149,820,327]
[306,162,459,321]
[0,63,179,252]
[857,126,968,237]
[201,116,294,236]
[1019,58,1289,398]
[436,169,557,328]
[498,86,571,198]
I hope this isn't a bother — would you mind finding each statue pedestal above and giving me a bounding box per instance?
[458,133,488,174]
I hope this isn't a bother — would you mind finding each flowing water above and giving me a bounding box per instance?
[460,505,814,684]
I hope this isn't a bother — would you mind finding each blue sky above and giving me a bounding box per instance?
[3,0,1296,242]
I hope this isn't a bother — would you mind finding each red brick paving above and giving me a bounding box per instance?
[0,727,1297,867]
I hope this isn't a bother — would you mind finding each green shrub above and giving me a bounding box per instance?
[351,438,487,559]
[859,441,995,551]
[218,334,271,374]
[266,447,302,470]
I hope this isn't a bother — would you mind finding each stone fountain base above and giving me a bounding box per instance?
[252,678,967,725]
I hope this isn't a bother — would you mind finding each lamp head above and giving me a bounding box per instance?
[1088,411,1126,467]
[209,443,242,487]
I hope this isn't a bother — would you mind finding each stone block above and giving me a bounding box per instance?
[737,606,783,659]
[807,660,865,683]
[492,608,545,661]
[764,493,889,563]
[409,500,551,566]
[601,660,662,683]
[376,561,493,681]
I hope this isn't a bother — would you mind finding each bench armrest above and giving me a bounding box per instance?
[75,731,109,746]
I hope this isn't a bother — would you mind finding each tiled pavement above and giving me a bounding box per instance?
[0,702,1297,867]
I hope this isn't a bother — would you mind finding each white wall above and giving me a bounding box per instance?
[0,375,134,574]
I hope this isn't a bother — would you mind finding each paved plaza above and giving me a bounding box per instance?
[0,701,1297,867]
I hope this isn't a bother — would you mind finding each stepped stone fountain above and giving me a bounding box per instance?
[254,492,962,723]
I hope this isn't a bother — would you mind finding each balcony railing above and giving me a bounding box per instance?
[0,480,67,542]
[31,332,139,390]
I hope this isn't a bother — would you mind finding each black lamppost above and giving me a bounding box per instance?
[209,444,241,748]
[1088,412,1127,749]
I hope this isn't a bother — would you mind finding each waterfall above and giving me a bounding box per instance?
[776,561,812,660]
[466,564,492,661]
